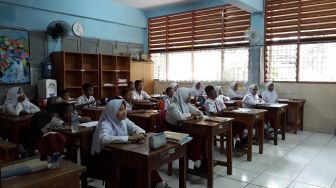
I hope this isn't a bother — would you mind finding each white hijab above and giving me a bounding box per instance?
[169,83,178,91]
[262,81,278,103]
[214,86,223,96]
[3,87,30,110]
[172,87,191,114]
[227,81,243,99]
[191,81,204,97]
[91,99,124,155]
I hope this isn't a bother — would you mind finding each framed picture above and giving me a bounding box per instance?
[0,28,30,84]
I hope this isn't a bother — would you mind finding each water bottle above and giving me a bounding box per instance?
[71,110,79,133]
[47,153,61,169]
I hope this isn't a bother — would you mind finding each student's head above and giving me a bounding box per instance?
[134,80,143,92]
[103,99,127,123]
[17,87,23,95]
[82,83,94,97]
[166,87,174,98]
[120,88,132,102]
[205,85,216,100]
[169,83,178,92]
[58,102,73,122]
[116,101,127,121]
[214,86,223,95]
[60,89,70,100]
[175,87,191,103]
[266,81,275,92]
[248,84,258,96]
[195,82,201,90]
[128,81,135,90]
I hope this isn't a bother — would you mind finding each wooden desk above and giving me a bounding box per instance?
[81,107,104,121]
[224,100,242,108]
[54,126,95,164]
[180,117,233,188]
[251,104,288,145]
[0,138,18,162]
[278,99,306,134]
[150,94,166,100]
[1,159,86,188]
[127,110,159,132]
[133,102,157,110]
[221,109,266,161]
[0,114,34,145]
[104,133,188,188]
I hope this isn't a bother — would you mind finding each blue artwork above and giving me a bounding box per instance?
[0,28,30,84]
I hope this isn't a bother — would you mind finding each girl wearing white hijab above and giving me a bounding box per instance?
[261,81,278,104]
[2,87,40,116]
[241,84,266,108]
[214,86,230,102]
[169,82,178,92]
[227,82,244,99]
[190,81,205,97]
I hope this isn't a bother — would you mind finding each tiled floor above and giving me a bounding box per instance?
[89,131,336,188]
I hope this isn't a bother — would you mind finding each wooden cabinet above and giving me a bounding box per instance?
[51,51,130,99]
[130,61,154,95]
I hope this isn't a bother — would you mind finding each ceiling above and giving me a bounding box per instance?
[111,0,201,9]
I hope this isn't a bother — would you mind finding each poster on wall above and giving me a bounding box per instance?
[0,28,30,84]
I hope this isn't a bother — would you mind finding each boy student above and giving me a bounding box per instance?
[164,87,174,110]
[119,88,145,114]
[76,83,100,109]
[131,80,158,103]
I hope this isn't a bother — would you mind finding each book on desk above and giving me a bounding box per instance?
[163,131,192,145]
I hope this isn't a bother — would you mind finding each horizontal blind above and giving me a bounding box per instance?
[149,5,250,53]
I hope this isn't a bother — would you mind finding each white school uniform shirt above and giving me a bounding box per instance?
[261,81,278,104]
[91,99,145,155]
[76,94,96,107]
[131,90,151,100]
[165,87,203,125]
[41,116,64,135]
[242,84,266,108]
[2,87,40,116]
[204,98,226,115]
[190,82,205,97]
[164,96,174,110]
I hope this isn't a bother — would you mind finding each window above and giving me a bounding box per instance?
[265,0,336,82]
[151,48,249,82]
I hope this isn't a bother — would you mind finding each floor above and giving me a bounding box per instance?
[88,131,336,188]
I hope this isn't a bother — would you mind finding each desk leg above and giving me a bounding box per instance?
[258,119,264,155]
[247,120,253,161]
[143,167,151,188]
[206,135,214,188]
[273,113,279,145]
[282,112,286,140]
[179,150,187,188]
[300,105,304,131]
[226,124,232,175]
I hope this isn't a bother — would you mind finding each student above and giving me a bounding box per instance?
[165,87,203,168]
[119,88,145,114]
[214,86,230,102]
[76,83,98,109]
[190,81,205,97]
[55,89,74,103]
[169,82,178,92]
[131,80,157,103]
[227,81,244,100]
[164,87,174,111]
[41,102,73,134]
[2,87,40,116]
[241,84,266,108]
[204,85,235,116]
[91,99,165,187]
[261,81,278,104]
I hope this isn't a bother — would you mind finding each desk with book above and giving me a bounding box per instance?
[179,116,234,188]
[278,99,306,134]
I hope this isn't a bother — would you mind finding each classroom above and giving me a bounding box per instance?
[0,0,336,188]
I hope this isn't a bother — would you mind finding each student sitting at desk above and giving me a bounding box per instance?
[227,81,244,100]
[119,88,145,114]
[165,87,203,168]
[2,87,40,116]
[261,81,278,104]
[214,86,230,102]
[190,81,205,97]
[170,82,178,92]
[76,83,100,109]
[91,99,166,188]
[164,87,174,111]
[41,102,72,134]
[55,89,76,103]
[131,80,157,103]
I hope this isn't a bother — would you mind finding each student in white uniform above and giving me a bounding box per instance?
[169,82,178,92]
[261,81,278,104]
[2,87,40,116]
[190,81,205,97]
[131,80,157,103]
[241,84,266,108]
[76,83,98,109]
[214,86,230,102]
[164,87,174,111]
[227,81,244,100]
[91,99,165,187]
[119,88,145,114]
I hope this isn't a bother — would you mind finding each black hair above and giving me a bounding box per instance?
[205,85,215,96]
[58,102,73,116]
[82,83,93,91]
[59,89,70,97]
[120,88,132,97]
[166,87,173,94]
[134,80,142,86]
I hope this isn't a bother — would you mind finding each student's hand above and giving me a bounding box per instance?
[17,95,26,103]
[128,134,146,143]
[225,107,235,111]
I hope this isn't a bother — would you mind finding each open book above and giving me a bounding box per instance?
[164,131,192,145]
[203,115,231,123]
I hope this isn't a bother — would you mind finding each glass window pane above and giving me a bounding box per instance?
[223,48,249,82]
[167,52,192,81]
[193,50,221,81]
[151,53,167,80]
